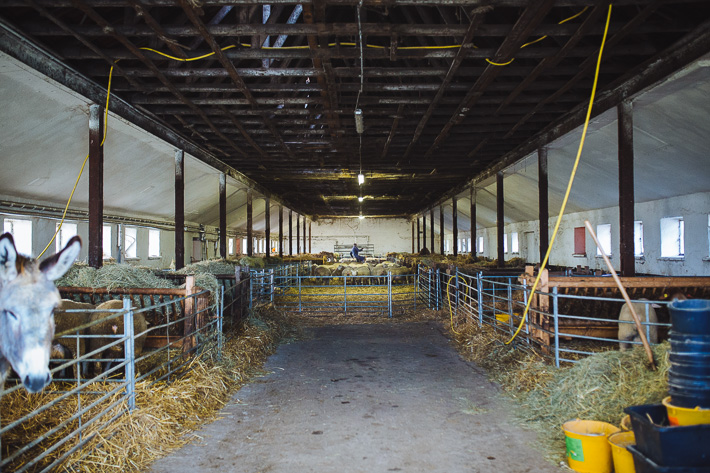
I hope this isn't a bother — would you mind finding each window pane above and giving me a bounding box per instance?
[511,232,519,253]
[4,218,32,256]
[478,236,484,253]
[228,238,234,255]
[574,227,586,255]
[596,224,612,256]
[103,225,112,259]
[148,229,160,257]
[503,233,508,253]
[634,221,644,256]
[56,222,78,253]
[660,217,684,257]
[125,227,138,259]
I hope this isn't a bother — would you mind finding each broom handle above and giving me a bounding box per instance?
[584,220,656,370]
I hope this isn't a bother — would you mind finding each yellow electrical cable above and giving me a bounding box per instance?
[505,4,612,345]
[486,58,515,66]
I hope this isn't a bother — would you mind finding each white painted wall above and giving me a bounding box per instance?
[310,217,412,255]
[473,191,710,276]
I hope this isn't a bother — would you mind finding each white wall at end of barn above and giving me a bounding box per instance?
[310,218,412,255]
[473,191,710,276]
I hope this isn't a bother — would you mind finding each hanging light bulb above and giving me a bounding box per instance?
[358,196,364,202]
[358,173,365,185]
[359,214,365,220]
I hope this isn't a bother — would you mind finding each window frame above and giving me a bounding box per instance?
[148,229,161,258]
[3,217,33,256]
[124,227,138,259]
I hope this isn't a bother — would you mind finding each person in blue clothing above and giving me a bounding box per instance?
[350,243,365,263]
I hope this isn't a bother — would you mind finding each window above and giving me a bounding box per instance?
[634,221,644,257]
[3,218,32,256]
[242,238,247,253]
[574,227,586,255]
[148,229,160,258]
[103,225,112,259]
[478,236,484,253]
[125,227,138,259]
[56,222,78,253]
[444,239,450,253]
[468,238,472,253]
[596,224,612,256]
[661,217,684,258]
[511,232,519,254]
[458,238,468,253]
[503,233,508,253]
[228,238,234,255]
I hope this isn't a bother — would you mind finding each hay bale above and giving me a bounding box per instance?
[56,263,177,291]
[239,256,266,268]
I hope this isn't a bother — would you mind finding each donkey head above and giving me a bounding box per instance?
[0,232,81,393]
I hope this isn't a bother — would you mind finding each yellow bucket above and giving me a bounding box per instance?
[562,419,620,473]
[495,313,510,325]
[608,431,636,473]
[662,396,710,426]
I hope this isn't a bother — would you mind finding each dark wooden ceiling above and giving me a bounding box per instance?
[1,0,709,218]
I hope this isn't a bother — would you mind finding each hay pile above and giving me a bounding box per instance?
[56,263,177,290]
[238,256,266,268]
[0,307,293,473]
[176,259,238,276]
[448,320,670,462]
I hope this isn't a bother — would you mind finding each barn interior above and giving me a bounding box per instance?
[1,1,710,472]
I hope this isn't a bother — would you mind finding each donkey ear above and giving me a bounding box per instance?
[40,236,81,281]
[0,233,19,283]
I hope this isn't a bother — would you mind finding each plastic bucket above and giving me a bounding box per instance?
[495,313,510,325]
[608,431,636,473]
[662,396,710,426]
[562,420,620,473]
[669,299,710,335]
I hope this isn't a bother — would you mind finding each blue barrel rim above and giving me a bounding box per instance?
[669,299,710,312]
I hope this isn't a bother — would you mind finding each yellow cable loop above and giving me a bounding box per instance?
[505,4,612,345]
[488,6,590,65]
[446,275,462,335]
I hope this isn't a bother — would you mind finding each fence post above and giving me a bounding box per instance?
[218,286,224,360]
[123,297,136,411]
[343,275,347,314]
[298,273,302,312]
[248,268,253,310]
[477,272,483,326]
[553,286,560,368]
[435,269,441,311]
[270,269,275,302]
[414,266,418,309]
[454,269,459,318]
[388,272,393,318]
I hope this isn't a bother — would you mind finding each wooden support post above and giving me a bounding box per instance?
[538,147,549,262]
[174,150,185,270]
[246,189,253,256]
[219,173,227,259]
[439,205,444,255]
[497,171,505,267]
[278,204,284,258]
[264,197,271,256]
[470,187,476,255]
[416,216,420,252]
[430,208,435,254]
[618,100,636,277]
[452,196,458,257]
[288,210,293,256]
[296,214,300,254]
[411,220,415,253]
[88,104,104,269]
[422,212,427,251]
[183,275,196,354]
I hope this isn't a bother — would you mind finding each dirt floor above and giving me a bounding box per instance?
[146,322,560,473]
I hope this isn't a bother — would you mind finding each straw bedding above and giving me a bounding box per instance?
[448,319,670,463]
[0,307,292,473]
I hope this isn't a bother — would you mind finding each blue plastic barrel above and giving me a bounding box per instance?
[668,299,710,409]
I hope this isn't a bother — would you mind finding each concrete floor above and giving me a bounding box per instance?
[146,322,560,473]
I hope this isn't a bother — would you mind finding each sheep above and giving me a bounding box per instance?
[618,300,659,351]
[342,264,371,285]
[312,265,333,284]
[52,299,96,377]
[87,299,148,376]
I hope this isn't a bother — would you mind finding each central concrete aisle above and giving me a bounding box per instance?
[147,322,559,473]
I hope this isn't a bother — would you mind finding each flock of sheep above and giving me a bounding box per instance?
[311,261,413,285]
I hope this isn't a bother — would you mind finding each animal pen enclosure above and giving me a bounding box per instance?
[433,266,710,366]
[0,271,251,473]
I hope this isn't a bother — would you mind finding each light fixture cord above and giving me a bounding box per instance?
[355,0,364,110]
